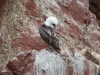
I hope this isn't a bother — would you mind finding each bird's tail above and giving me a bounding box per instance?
[56,50,61,53]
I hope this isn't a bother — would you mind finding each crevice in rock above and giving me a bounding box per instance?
[83,20,89,36]
[89,0,100,25]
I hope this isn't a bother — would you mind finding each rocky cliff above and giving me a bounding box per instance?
[0,0,100,75]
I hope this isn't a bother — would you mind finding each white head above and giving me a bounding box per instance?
[44,17,58,29]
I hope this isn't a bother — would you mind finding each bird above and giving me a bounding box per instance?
[39,17,61,53]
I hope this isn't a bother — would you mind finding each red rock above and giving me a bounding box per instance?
[67,59,73,75]
[58,1,91,26]
[0,68,13,75]
[67,24,82,38]
[7,51,36,75]
[57,26,67,35]
[19,34,48,51]
[0,37,2,47]
[85,50,99,65]
[25,0,41,17]
[0,0,6,18]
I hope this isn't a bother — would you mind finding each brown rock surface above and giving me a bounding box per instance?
[0,0,100,75]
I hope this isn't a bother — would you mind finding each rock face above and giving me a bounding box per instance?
[0,0,100,75]
[1,50,100,75]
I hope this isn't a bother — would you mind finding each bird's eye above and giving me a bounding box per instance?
[52,24,55,26]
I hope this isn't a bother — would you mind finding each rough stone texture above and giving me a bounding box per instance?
[1,50,100,75]
[0,0,100,75]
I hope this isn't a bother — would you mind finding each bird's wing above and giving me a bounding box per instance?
[39,26,61,52]
[39,26,52,43]
[50,33,60,50]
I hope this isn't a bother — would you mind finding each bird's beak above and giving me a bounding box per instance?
[54,25,56,32]
[54,25,56,30]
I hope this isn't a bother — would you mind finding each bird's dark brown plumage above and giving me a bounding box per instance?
[39,24,61,53]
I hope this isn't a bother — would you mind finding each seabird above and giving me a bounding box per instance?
[39,17,61,53]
